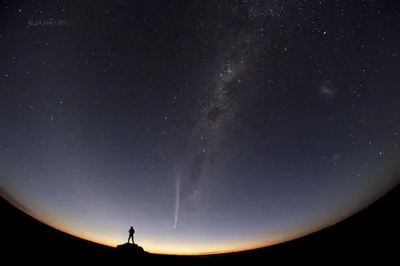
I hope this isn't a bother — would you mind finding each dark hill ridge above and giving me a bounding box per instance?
[0,190,114,259]
[116,242,147,255]
[1,179,400,262]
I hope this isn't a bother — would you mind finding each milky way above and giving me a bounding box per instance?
[173,1,288,226]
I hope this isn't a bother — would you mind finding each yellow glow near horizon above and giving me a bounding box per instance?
[2,191,298,255]
[37,200,364,256]
[3,200,335,256]
[44,219,310,255]
[35,216,288,255]
[3,185,379,256]
[19,201,334,256]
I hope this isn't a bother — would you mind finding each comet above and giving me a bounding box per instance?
[174,172,180,229]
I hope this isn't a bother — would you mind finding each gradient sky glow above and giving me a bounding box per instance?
[1,0,400,255]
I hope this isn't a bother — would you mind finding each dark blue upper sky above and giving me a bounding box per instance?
[0,0,399,254]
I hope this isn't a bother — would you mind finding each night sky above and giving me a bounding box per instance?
[1,0,400,255]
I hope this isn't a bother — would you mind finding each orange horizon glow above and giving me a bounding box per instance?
[25,212,324,255]
[2,186,376,256]
[1,194,348,256]
[35,207,354,256]
[14,198,345,256]
[22,209,291,255]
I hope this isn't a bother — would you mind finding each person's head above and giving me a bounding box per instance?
[130,226,133,229]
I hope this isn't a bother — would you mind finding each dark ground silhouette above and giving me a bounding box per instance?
[1,179,400,263]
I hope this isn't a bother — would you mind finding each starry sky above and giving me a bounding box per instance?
[1,0,400,255]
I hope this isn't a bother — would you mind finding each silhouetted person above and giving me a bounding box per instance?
[128,226,135,244]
